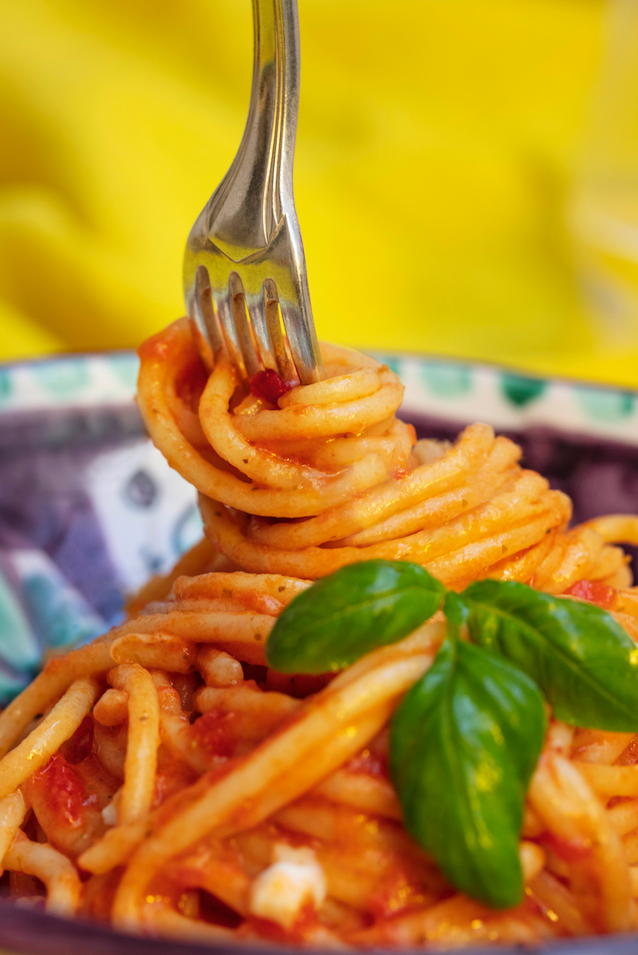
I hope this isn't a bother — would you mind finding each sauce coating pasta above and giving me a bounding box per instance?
[139,319,633,593]
[2,319,638,946]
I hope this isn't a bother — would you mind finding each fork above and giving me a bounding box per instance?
[183,0,324,387]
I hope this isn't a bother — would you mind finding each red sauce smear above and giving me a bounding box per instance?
[369,872,419,920]
[153,754,199,807]
[61,715,94,764]
[616,738,638,766]
[191,709,237,759]
[240,904,320,944]
[249,370,292,406]
[176,358,208,407]
[543,831,592,863]
[393,467,410,480]
[30,753,91,828]
[565,579,616,610]
[346,749,388,778]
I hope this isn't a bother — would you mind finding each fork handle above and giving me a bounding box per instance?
[251,0,300,234]
[209,0,300,251]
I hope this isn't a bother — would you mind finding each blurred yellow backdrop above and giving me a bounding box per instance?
[1,0,637,385]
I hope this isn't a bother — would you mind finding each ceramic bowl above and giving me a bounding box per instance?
[1,349,637,955]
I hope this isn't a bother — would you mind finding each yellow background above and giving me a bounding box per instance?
[1,0,637,386]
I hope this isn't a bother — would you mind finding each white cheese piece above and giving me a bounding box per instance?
[101,802,117,827]
[249,844,327,930]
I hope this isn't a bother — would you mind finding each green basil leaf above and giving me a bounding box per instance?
[265,560,445,674]
[461,580,638,731]
[390,638,546,909]
[443,590,470,630]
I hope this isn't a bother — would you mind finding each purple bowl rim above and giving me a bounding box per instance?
[4,902,638,955]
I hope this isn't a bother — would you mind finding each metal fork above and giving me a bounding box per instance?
[183,0,324,386]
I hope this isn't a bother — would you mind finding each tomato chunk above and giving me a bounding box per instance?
[565,579,616,610]
[25,752,113,857]
[249,370,292,405]
[29,753,89,828]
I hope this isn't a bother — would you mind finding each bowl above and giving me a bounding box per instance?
[1,348,637,954]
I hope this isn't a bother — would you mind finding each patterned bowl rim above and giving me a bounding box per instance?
[1,347,637,448]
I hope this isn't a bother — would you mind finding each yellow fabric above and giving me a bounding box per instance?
[0,0,637,385]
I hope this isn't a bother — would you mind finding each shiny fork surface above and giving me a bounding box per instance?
[183,0,324,385]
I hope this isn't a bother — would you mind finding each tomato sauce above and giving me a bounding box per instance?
[616,738,638,766]
[191,709,238,760]
[28,753,94,829]
[239,904,320,944]
[542,832,592,863]
[346,747,388,779]
[249,370,292,406]
[369,872,423,920]
[154,754,198,807]
[565,580,617,610]
[60,715,94,764]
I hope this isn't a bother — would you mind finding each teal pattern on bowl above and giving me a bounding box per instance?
[373,352,638,447]
[0,571,40,672]
[421,360,472,399]
[500,372,547,408]
[0,367,11,406]
[0,351,140,412]
[32,359,91,397]
[574,386,635,423]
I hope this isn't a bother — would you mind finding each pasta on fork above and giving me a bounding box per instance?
[138,319,633,592]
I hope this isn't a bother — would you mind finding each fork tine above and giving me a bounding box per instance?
[229,272,261,380]
[188,266,213,369]
[213,285,244,378]
[195,266,224,359]
[264,279,296,383]
[279,299,322,385]
[246,289,277,373]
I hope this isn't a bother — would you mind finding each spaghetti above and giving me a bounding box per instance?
[139,319,634,592]
[1,319,638,946]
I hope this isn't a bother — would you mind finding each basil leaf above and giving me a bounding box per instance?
[266,560,445,674]
[443,589,470,632]
[461,580,638,731]
[390,638,546,909]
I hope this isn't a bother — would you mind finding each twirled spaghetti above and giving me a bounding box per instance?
[138,319,635,592]
[2,318,638,946]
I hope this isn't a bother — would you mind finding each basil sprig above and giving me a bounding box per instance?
[459,580,638,731]
[266,559,445,673]
[390,637,546,908]
[264,558,638,909]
